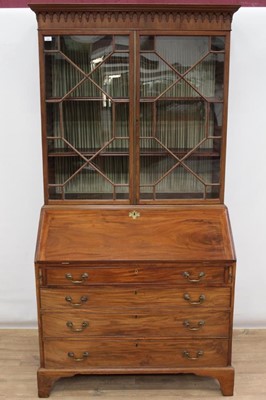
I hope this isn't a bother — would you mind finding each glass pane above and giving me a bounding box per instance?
[64,165,114,198]
[140,164,206,200]
[46,104,60,137]
[45,54,84,98]
[60,35,113,73]
[140,139,177,185]
[141,137,172,152]
[48,156,85,185]
[140,103,153,137]
[103,138,129,153]
[90,53,129,98]
[211,36,225,51]
[140,36,154,51]
[68,78,103,98]
[156,101,206,150]
[156,165,205,198]
[62,101,113,151]
[49,185,63,200]
[183,158,220,185]
[140,53,176,98]
[155,36,209,74]
[115,104,129,137]
[91,156,129,186]
[185,53,224,99]
[115,36,129,51]
[44,36,58,51]
[206,185,220,199]
[209,103,223,137]
[47,138,75,155]
[162,79,201,99]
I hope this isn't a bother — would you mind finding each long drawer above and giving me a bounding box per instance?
[44,338,229,369]
[40,287,231,310]
[42,265,228,286]
[42,310,230,338]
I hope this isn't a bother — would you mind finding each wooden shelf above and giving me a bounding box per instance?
[47,148,220,158]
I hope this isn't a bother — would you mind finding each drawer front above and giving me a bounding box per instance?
[40,287,231,310]
[44,338,229,369]
[43,265,227,286]
[42,310,230,338]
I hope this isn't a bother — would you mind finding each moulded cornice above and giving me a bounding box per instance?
[29,4,240,28]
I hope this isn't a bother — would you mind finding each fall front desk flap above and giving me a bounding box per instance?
[35,206,235,263]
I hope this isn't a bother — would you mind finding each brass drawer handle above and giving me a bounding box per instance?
[183,293,205,305]
[65,272,89,284]
[65,295,88,307]
[68,351,89,362]
[183,350,204,360]
[183,320,205,331]
[183,271,205,283]
[66,321,89,332]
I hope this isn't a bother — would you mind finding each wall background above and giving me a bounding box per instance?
[0,7,265,328]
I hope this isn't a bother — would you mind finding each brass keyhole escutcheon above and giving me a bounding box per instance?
[129,210,140,220]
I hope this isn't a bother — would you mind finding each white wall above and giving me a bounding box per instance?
[0,7,265,328]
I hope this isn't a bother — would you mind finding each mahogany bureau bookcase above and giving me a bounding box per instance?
[29,1,239,397]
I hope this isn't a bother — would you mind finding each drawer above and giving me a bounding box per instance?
[42,310,230,338]
[43,338,229,369]
[40,287,231,310]
[42,265,227,286]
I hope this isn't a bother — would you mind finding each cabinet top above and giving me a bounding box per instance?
[29,2,240,31]
[35,206,236,263]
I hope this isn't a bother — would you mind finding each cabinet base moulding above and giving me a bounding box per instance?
[37,366,235,398]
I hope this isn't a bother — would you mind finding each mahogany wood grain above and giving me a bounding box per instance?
[29,4,239,33]
[36,206,236,262]
[40,286,232,310]
[43,338,229,369]
[41,310,230,338]
[30,2,238,397]
[43,264,228,286]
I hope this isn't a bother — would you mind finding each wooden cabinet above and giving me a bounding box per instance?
[30,1,238,397]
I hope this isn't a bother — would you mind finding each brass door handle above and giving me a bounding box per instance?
[183,271,205,283]
[183,320,205,331]
[66,321,89,332]
[183,350,204,360]
[65,295,88,307]
[183,293,205,305]
[65,272,89,284]
[68,351,89,362]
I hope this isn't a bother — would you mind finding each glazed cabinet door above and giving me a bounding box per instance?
[43,33,133,202]
[137,34,226,202]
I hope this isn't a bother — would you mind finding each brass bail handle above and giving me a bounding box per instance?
[183,293,205,305]
[183,320,205,331]
[66,321,89,332]
[183,271,205,283]
[68,351,89,362]
[65,295,88,307]
[65,272,89,284]
[183,350,204,360]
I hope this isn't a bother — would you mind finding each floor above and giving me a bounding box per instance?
[0,329,266,399]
